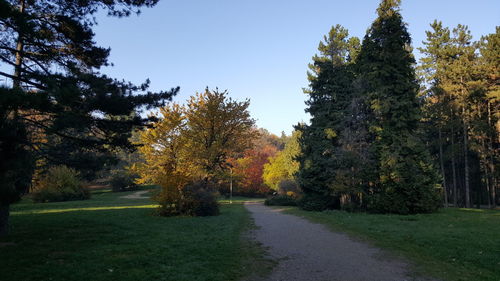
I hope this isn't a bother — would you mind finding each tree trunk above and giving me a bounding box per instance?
[13,0,26,88]
[451,124,458,207]
[463,107,470,208]
[438,128,448,207]
[481,138,491,208]
[487,102,497,208]
[492,168,498,208]
[476,183,481,209]
[0,204,9,237]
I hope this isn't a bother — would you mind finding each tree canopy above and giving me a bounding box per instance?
[295,0,441,214]
[0,0,177,235]
[263,130,301,191]
[135,88,256,188]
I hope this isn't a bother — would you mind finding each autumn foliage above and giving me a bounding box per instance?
[232,143,277,196]
[134,89,256,215]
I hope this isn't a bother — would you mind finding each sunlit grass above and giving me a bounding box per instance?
[0,188,269,281]
[11,204,159,215]
[219,196,265,204]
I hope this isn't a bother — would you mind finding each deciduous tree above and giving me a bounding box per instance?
[135,89,257,214]
[263,130,301,191]
[184,88,257,182]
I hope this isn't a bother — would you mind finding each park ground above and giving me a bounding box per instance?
[283,207,500,281]
[0,186,499,281]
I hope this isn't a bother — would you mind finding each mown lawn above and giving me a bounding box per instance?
[0,188,268,281]
[285,207,500,281]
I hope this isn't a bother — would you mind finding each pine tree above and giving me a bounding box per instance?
[418,20,455,206]
[0,0,178,235]
[420,22,499,209]
[478,27,500,207]
[357,0,440,214]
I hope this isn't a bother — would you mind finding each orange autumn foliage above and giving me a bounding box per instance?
[232,144,278,195]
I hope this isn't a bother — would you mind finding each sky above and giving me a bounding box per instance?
[91,0,499,135]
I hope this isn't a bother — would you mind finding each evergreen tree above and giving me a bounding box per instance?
[419,23,500,209]
[357,0,440,214]
[296,25,360,208]
[478,27,499,207]
[0,0,178,235]
[418,20,456,207]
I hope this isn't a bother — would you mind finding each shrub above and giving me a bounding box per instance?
[297,193,333,211]
[110,170,138,192]
[367,185,441,215]
[264,195,297,206]
[184,183,220,216]
[32,166,90,203]
[155,179,219,217]
[154,173,188,216]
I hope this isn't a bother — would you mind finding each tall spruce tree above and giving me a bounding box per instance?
[357,0,440,214]
[297,25,360,209]
[0,0,178,235]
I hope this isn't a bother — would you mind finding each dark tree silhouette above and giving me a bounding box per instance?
[0,0,178,235]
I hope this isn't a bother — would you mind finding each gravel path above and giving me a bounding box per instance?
[245,202,431,281]
[120,190,149,199]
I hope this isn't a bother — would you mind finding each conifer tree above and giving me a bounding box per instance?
[420,23,499,208]
[297,25,360,208]
[478,27,499,207]
[0,0,178,235]
[357,0,440,214]
[418,21,456,206]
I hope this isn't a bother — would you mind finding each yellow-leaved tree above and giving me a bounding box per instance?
[134,88,257,216]
[262,130,301,194]
[183,89,258,181]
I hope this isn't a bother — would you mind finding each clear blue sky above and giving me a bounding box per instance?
[93,0,499,135]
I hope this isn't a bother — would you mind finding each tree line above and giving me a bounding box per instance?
[419,23,499,209]
[295,0,498,213]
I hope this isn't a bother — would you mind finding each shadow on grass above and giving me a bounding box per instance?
[2,194,263,281]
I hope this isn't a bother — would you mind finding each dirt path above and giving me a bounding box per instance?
[245,202,433,281]
[120,190,149,199]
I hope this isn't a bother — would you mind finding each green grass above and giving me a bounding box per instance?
[284,207,500,281]
[0,188,270,281]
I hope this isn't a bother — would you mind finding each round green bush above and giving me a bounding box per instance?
[155,180,219,217]
[33,166,90,203]
[297,193,333,211]
[183,181,220,216]
[264,195,297,206]
[110,170,138,192]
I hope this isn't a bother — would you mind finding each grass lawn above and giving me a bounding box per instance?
[0,188,269,281]
[284,207,500,281]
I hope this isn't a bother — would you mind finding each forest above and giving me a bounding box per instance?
[0,0,498,280]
